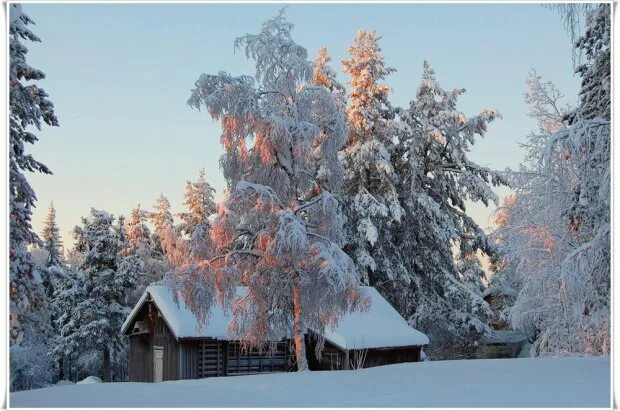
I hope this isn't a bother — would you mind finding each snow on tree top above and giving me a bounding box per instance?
[122,284,429,348]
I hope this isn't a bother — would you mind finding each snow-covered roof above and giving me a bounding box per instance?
[483,330,528,345]
[122,285,429,349]
[324,287,429,349]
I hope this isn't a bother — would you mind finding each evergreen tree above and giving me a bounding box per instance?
[126,205,151,252]
[127,204,167,304]
[313,46,346,105]
[147,193,175,257]
[394,62,505,358]
[54,209,136,381]
[456,252,487,294]
[9,4,58,391]
[178,168,217,237]
[41,202,64,268]
[339,29,406,304]
[176,10,366,371]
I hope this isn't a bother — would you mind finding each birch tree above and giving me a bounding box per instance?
[172,10,366,370]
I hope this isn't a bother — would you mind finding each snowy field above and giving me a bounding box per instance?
[11,356,610,408]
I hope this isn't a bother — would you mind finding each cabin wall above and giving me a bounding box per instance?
[179,340,199,380]
[363,346,421,368]
[126,300,180,382]
[152,316,180,381]
[306,338,346,371]
[306,335,422,371]
[128,334,152,382]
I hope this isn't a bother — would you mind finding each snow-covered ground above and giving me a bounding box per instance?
[11,356,610,408]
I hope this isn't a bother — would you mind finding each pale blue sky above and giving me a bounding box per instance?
[21,3,580,245]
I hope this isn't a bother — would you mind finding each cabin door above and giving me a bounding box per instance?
[153,347,164,383]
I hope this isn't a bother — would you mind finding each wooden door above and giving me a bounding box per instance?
[153,347,164,383]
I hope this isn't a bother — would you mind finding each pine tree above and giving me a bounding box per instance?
[41,203,64,268]
[177,10,366,371]
[126,205,151,252]
[394,61,505,358]
[339,29,405,304]
[127,204,167,304]
[149,193,174,233]
[178,168,217,238]
[54,209,136,381]
[313,46,346,105]
[456,252,487,294]
[9,4,58,390]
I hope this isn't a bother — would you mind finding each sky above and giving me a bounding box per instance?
[20,2,581,246]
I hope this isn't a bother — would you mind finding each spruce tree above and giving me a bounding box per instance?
[126,205,151,252]
[55,209,136,381]
[395,62,505,358]
[148,193,175,257]
[178,168,217,238]
[127,204,167,303]
[41,202,64,268]
[9,4,58,390]
[339,29,406,303]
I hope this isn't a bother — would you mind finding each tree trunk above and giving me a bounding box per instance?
[58,356,64,381]
[102,347,111,382]
[293,281,309,371]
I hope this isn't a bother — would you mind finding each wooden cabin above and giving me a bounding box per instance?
[121,285,429,382]
[475,285,527,359]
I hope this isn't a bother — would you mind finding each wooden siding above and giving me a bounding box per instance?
[179,340,199,380]
[306,335,422,371]
[306,339,345,371]
[226,341,292,375]
[126,299,180,382]
[128,334,152,382]
[153,315,179,381]
[363,346,421,368]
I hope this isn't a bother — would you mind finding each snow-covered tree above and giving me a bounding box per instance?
[9,3,58,357]
[41,202,64,268]
[339,29,406,304]
[148,193,175,256]
[394,61,503,358]
[49,261,82,381]
[178,168,217,238]
[313,46,346,105]
[175,10,367,371]
[8,5,59,391]
[126,205,151,252]
[54,209,136,381]
[149,193,174,233]
[456,252,487,295]
[126,204,167,304]
[495,4,610,356]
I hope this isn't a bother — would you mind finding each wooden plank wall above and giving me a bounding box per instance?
[179,340,199,379]
[128,335,152,382]
[153,316,180,381]
[363,346,421,368]
[127,301,180,382]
